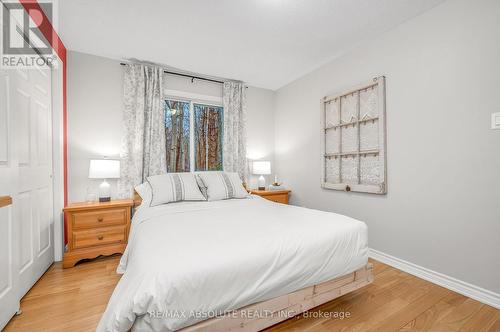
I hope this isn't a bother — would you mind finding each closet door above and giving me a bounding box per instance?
[0,65,54,329]
[14,65,54,297]
[0,67,20,331]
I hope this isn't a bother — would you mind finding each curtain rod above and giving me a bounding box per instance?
[119,62,224,84]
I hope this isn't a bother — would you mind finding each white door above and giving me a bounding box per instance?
[0,64,54,329]
[0,67,20,331]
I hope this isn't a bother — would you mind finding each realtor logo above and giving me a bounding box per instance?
[1,1,55,68]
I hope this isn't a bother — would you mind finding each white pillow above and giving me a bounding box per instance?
[147,173,206,206]
[196,172,248,201]
[134,182,153,207]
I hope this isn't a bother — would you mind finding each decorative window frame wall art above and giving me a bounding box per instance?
[321,76,387,194]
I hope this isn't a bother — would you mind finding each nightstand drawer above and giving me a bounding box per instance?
[250,189,291,204]
[72,226,127,250]
[71,208,127,229]
[266,194,289,204]
[249,189,291,204]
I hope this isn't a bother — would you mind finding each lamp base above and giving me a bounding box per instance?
[99,179,111,203]
[258,175,266,191]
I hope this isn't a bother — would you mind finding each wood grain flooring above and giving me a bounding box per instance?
[4,256,499,332]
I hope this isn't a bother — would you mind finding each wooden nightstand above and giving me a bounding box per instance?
[249,189,291,204]
[63,199,133,268]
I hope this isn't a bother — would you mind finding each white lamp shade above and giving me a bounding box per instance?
[88,159,120,179]
[252,161,271,175]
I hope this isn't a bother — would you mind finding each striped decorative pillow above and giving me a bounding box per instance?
[147,173,206,206]
[196,172,249,201]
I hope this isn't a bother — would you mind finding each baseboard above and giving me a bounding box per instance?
[369,248,500,309]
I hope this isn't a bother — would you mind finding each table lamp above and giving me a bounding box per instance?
[252,161,271,190]
[88,159,120,202]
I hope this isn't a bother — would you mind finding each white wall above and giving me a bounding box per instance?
[67,51,275,202]
[274,0,500,294]
[67,52,124,202]
[246,87,275,188]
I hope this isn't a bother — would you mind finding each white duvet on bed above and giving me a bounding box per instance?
[97,196,368,332]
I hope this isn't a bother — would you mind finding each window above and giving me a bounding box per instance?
[194,104,223,171]
[165,100,190,172]
[165,99,223,173]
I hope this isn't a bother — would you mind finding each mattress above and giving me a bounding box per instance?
[97,195,368,332]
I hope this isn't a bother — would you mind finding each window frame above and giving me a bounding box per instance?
[164,91,223,173]
[320,76,387,194]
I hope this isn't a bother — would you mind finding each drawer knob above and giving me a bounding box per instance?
[97,217,103,222]
[97,235,104,240]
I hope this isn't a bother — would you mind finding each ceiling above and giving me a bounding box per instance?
[59,0,446,90]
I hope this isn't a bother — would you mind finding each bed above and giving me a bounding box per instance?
[97,194,372,332]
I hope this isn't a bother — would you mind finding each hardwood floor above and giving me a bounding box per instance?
[4,257,499,332]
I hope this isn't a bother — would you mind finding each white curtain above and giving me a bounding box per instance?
[222,82,248,181]
[118,64,167,198]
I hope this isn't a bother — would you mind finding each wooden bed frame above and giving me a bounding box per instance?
[133,190,143,208]
[180,264,373,332]
[132,190,373,331]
